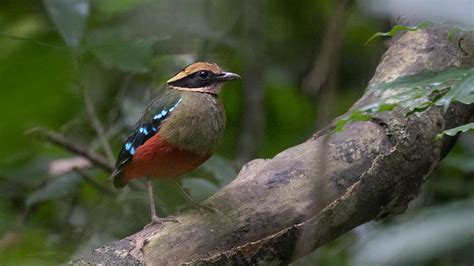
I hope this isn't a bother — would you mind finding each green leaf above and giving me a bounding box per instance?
[436,123,474,140]
[365,22,430,46]
[43,0,90,48]
[86,31,155,73]
[368,67,474,112]
[25,173,81,207]
[335,67,474,132]
[334,111,372,132]
[436,69,474,106]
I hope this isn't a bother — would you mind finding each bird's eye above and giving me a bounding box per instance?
[197,71,211,80]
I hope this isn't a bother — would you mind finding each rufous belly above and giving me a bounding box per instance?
[122,133,211,183]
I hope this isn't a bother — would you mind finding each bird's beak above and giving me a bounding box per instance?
[216,71,241,82]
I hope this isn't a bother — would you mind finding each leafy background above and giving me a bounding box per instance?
[0,0,472,265]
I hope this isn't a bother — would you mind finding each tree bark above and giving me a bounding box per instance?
[72,25,474,265]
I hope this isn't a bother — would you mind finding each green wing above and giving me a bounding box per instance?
[111,88,182,187]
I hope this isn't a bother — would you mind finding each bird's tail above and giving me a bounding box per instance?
[110,169,128,188]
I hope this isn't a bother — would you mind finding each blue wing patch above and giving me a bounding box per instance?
[122,123,157,156]
[113,98,182,171]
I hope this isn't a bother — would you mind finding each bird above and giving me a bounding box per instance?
[110,62,240,224]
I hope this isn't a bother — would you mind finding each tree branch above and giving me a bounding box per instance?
[83,89,116,165]
[72,25,474,265]
[28,128,114,172]
[302,0,353,97]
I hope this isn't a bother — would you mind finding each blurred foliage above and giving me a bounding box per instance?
[0,0,472,265]
[336,67,474,132]
[351,199,474,266]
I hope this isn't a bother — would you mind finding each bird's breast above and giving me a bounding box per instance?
[158,92,226,155]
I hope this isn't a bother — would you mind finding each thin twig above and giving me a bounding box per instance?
[302,0,354,97]
[236,0,265,166]
[74,167,115,196]
[83,90,116,165]
[0,32,71,52]
[28,127,114,172]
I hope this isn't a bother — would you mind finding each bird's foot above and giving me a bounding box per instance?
[144,215,179,229]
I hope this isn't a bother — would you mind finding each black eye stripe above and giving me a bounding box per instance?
[169,71,218,88]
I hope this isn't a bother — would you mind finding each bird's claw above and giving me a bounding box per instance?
[144,215,180,229]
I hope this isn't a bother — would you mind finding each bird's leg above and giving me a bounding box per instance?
[147,178,159,221]
[145,178,179,227]
[172,180,217,213]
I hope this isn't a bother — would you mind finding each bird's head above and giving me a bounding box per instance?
[167,62,240,94]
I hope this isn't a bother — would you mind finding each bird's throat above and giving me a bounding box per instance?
[170,84,222,95]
